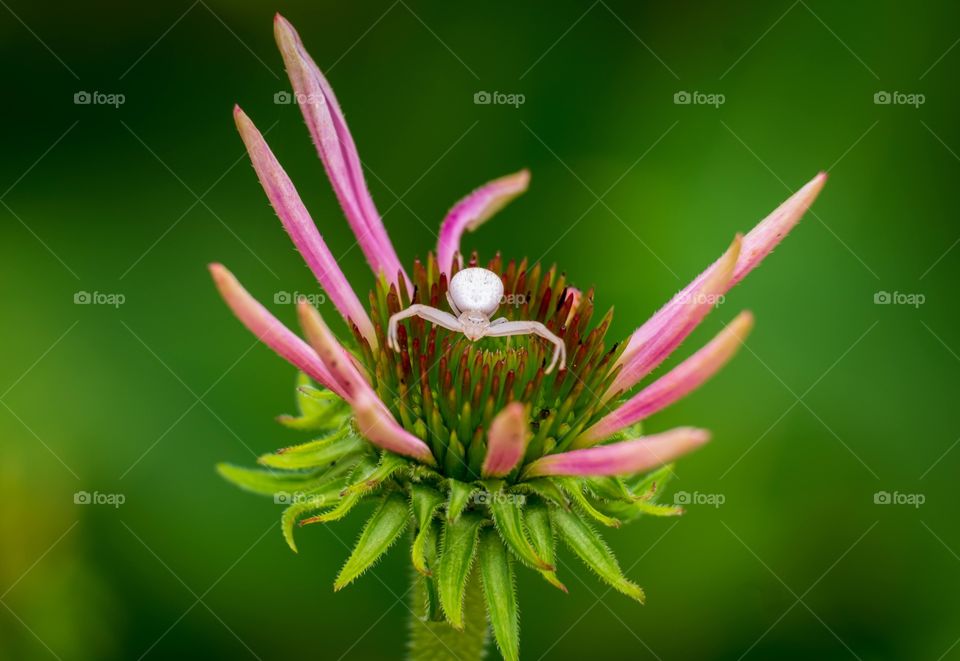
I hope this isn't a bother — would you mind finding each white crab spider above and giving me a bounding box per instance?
[387,267,567,373]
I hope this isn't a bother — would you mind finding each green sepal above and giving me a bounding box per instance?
[585,476,635,502]
[628,463,675,500]
[550,507,645,603]
[446,479,479,523]
[438,513,484,629]
[258,429,365,470]
[300,457,379,525]
[558,478,621,528]
[296,373,330,415]
[479,528,520,661]
[277,373,349,430]
[632,501,684,517]
[216,463,326,496]
[411,484,445,575]
[340,452,409,498]
[334,492,410,591]
[513,478,569,508]
[524,501,567,592]
[300,492,364,525]
[487,484,552,570]
[422,522,443,620]
[280,478,350,553]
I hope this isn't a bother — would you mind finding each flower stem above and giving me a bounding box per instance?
[408,569,488,660]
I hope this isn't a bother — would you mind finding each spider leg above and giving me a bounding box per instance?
[484,320,567,373]
[490,317,508,326]
[388,304,464,352]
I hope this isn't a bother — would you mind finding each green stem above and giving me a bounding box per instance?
[408,570,488,660]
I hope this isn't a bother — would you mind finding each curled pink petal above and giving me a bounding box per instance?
[234,107,377,347]
[437,170,530,274]
[523,428,710,478]
[296,300,373,404]
[580,311,754,447]
[614,172,826,393]
[481,403,529,478]
[209,264,345,398]
[274,14,410,292]
[608,235,741,397]
[353,392,436,464]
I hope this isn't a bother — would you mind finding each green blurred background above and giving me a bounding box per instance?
[2,1,958,659]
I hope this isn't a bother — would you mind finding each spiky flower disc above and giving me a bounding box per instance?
[213,14,826,661]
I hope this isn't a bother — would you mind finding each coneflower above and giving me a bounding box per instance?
[213,14,826,661]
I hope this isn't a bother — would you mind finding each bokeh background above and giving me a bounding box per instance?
[2,1,959,659]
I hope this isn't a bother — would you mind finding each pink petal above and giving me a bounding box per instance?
[580,311,753,446]
[523,428,710,478]
[353,391,436,465]
[208,264,345,398]
[613,172,826,394]
[437,170,530,274]
[296,300,373,404]
[481,403,529,478]
[297,300,434,462]
[608,235,741,397]
[274,15,410,293]
[234,107,377,347]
